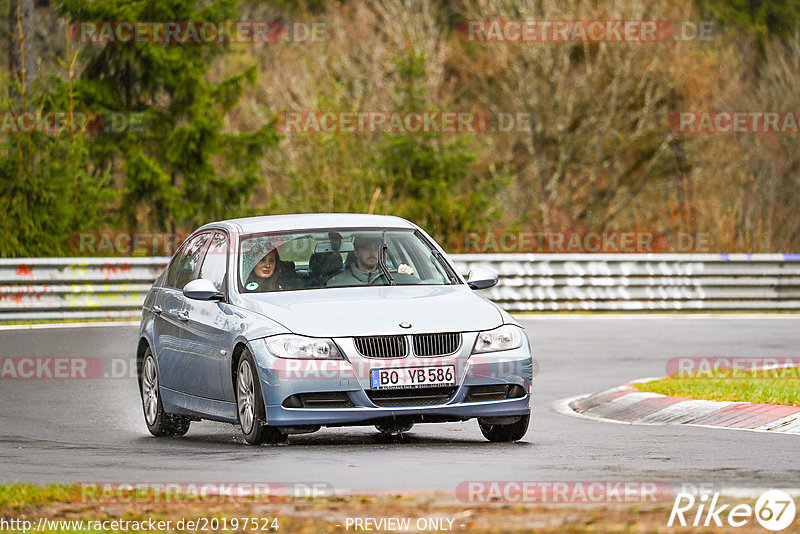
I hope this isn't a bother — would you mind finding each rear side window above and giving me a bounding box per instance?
[198,232,229,291]
[166,233,211,289]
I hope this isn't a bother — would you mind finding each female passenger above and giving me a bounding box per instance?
[244,248,288,292]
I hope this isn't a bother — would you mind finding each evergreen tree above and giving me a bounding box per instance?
[55,0,279,234]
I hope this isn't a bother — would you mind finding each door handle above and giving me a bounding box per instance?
[176,310,189,321]
[153,305,162,315]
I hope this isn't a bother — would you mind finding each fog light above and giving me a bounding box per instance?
[282,395,303,408]
[507,385,526,398]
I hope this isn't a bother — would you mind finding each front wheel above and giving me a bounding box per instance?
[140,349,191,437]
[478,414,529,442]
[236,350,287,445]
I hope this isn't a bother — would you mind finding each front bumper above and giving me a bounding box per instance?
[250,333,534,427]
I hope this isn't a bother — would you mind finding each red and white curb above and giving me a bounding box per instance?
[556,382,800,435]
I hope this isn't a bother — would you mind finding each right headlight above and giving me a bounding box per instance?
[472,324,524,354]
[265,334,343,360]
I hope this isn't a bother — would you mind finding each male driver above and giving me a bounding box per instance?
[326,235,387,286]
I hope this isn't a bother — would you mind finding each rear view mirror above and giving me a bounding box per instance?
[314,241,355,253]
[466,268,499,290]
[183,279,224,301]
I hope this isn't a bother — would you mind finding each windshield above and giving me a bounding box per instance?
[238,229,457,293]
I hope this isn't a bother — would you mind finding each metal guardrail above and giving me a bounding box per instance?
[0,258,167,321]
[450,254,800,311]
[1,254,799,320]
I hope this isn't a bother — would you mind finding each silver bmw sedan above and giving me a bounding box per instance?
[137,213,533,444]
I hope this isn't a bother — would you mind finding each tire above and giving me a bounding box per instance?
[236,349,287,445]
[478,414,529,442]
[140,348,191,437]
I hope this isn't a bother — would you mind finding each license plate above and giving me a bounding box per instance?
[370,366,456,389]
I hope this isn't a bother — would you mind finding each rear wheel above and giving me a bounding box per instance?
[140,349,191,437]
[236,350,287,445]
[478,414,529,442]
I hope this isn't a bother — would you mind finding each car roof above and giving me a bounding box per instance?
[196,213,417,235]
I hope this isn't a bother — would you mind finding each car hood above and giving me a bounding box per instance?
[236,285,503,337]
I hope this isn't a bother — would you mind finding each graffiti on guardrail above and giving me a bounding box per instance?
[15,264,34,277]
[99,262,134,279]
[0,285,55,307]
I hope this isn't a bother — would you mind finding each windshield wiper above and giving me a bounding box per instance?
[378,230,396,286]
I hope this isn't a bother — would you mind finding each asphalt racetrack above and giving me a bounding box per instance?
[1,316,798,493]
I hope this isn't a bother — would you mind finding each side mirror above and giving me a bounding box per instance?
[466,268,499,290]
[183,279,224,301]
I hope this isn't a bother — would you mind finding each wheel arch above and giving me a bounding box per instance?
[230,341,250,399]
[136,336,152,394]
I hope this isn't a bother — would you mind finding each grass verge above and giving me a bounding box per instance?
[633,367,800,406]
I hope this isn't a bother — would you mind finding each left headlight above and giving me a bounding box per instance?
[472,324,524,354]
[265,334,344,360]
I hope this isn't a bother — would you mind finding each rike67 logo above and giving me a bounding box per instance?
[669,490,796,531]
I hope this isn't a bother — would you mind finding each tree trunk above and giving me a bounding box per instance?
[8,0,36,102]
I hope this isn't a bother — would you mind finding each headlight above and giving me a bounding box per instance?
[265,335,343,360]
[472,325,524,354]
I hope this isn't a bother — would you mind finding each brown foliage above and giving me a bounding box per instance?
[231,0,799,252]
